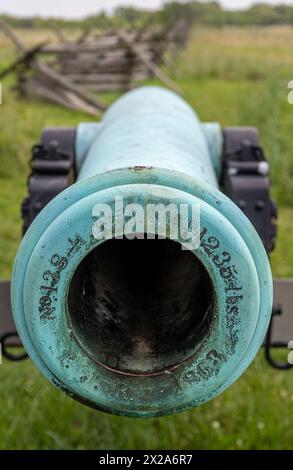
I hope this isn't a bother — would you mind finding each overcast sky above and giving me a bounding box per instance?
[1,1,293,18]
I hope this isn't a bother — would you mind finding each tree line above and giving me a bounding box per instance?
[1,2,293,29]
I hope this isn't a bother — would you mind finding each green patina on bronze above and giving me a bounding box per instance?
[11,87,272,417]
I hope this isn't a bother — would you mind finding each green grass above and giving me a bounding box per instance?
[0,26,293,450]
[0,354,292,450]
[179,26,293,81]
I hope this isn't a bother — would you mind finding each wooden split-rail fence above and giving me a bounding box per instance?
[0,20,190,115]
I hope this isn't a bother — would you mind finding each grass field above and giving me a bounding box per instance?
[0,26,293,450]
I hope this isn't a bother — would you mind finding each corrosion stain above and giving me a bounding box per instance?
[131,166,154,172]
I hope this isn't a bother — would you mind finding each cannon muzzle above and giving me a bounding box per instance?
[12,87,273,417]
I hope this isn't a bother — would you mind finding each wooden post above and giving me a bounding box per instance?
[117,30,182,95]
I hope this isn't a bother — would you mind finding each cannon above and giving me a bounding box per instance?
[9,86,278,417]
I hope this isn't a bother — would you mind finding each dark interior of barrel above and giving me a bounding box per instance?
[67,237,215,375]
